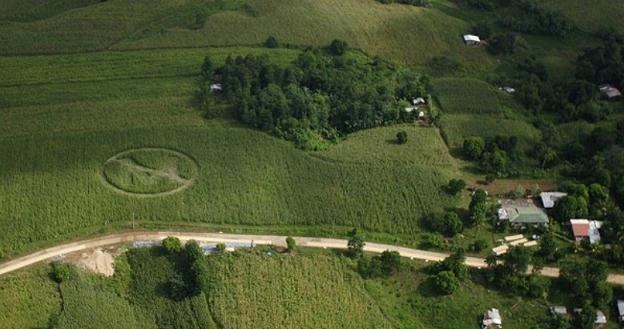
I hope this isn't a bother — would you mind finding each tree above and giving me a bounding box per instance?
[162,236,182,254]
[445,179,466,196]
[216,243,226,252]
[167,275,189,301]
[51,262,71,283]
[264,36,279,48]
[347,229,365,258]
[537,231,558,262]
[433,271,460,294]
[552,195,588,222]
[488,33,519,55]
[200,56,214,82]
[434,249,468,280]
[467,189,488,226]
[442,212,464,236]
[574,304,597,329]
[328,39,348,55]
[286,236,296,252]
[379,250,401,275]
[396,130,408,144]
[462,137,485,160]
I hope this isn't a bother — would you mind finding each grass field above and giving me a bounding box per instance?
[539,0,624,33]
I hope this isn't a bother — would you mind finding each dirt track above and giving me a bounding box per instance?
[0,231,622,285]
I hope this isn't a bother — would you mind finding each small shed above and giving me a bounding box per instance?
[599,84,622,99]
[540,192,567,209]
[464,34,481,46]
[413,97,426,106]
[550,306,568,316]
[617,300,624,322]
[210,83,223,92]
[482,308,502,329]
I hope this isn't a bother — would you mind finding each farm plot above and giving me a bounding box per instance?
[0,124,457,257]
[438,114,542,148]
[431,78,503,114]
[206,253,392,329]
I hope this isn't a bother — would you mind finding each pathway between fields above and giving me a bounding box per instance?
[1,231,623,285]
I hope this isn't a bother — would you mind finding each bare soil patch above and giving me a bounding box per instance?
[65,247,120,276]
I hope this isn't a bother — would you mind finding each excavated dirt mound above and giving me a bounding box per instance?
[67,248,117,276]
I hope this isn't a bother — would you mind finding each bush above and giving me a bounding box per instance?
[462,137,485,160]
[162,236,182,254]
[445,179,466,196]
[433,271,460,294]
[328,39,348,56]
[286,236,296,252]
[264,36,280,48]
[51,262,72,283]
[396,130,408,144]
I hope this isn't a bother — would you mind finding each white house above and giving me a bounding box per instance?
[482,308,502,329]
[463,34,481,46]
[210,83,223,92]
[617,300,624,322]
[599,84,622,99]
[540,192,567,209]
[413,97,426,106]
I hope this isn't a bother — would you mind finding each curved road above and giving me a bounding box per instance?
[1,231,623,285]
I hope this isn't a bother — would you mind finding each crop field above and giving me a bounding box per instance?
[206,252,392,329]
[438,114,542,148]
[431,78,503,114]
[0,265,60,329]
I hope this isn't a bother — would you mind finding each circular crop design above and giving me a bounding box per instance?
[101,148,198,197]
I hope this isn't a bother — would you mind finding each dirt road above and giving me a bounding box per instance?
[1,231,623,285]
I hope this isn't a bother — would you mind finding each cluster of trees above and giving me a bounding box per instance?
[423,189,491,237]
[485,247,550,298]
[462,136,519,177]
[576,30,624,88]
[357,250,401,278]
[162,237,210,300]
[462,0,571,37]
[559,258,612,310]
[198,44,428,149]
[377,0,430,6]
[428,250,468,294]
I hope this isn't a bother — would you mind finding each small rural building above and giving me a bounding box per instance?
[599,84,622,100]
[570,219,602,244]
[482,308,502,329]
[550,306,568,316]
[404,106,417,113]
[500,86,516,94]
[498,205,549,227]
[413,97,426,106]
[210,83,223,92]
[573,309,607,328]
[540,192,567,209]
[464,34,481,46]
[596,310,608,327]
[617,300,624,322]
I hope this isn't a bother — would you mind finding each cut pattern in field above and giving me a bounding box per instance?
[101,147,198,197]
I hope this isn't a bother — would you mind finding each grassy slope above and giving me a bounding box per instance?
[0,0,493,70]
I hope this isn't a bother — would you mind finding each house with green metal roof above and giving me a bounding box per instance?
[498,200,549,227]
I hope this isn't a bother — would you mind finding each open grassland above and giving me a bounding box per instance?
[206,252,392,329]
[438,114,542,148]
[0,0,493,69]
[0,265,61,329]
[431,78,503,114]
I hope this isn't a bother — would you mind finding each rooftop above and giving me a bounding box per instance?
[540,192,567,209]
